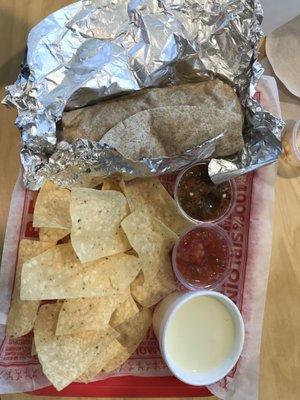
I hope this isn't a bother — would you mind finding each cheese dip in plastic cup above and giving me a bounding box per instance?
[153,291,244,386]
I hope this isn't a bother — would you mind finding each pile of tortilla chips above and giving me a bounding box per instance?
[6,177,191,391]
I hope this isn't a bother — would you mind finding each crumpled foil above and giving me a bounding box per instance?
[2,0,284,190]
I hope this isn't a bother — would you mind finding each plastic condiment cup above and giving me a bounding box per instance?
[172,225,234,290]
[174,161,237,224]
[153,290,245,386]
[281,119,300,167]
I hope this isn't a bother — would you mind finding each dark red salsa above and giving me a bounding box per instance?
[176,163,233,222]
[173,226,232,288]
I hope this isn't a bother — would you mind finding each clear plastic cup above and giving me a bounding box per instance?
[174,161,236,225]
[172,225,234,291]
[281,119,300,167]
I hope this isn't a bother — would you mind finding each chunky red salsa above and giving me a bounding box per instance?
[173,226,232,288]
[176,163,233,222]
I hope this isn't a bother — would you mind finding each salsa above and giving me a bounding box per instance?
[172,226,232,289]
[176,163,233,223]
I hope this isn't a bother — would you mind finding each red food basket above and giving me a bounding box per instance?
[29,174,213,397]
[2,171,253,397]
[31,376,212,397]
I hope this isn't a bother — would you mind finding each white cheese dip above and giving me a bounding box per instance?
[165,295,235,373]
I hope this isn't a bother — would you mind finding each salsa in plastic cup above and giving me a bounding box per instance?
[174,162,236,224]
[172,225,234,290]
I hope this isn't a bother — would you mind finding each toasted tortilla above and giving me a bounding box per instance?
[62,79,243,159]
[100,105,243,159]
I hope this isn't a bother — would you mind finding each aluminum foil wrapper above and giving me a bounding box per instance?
[3,0,284,190]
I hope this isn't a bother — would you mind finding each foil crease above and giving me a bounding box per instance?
[2,0,283,189]
[21,134,222,190]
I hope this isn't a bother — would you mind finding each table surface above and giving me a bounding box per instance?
[0,1,299,400]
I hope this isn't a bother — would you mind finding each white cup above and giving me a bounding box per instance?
[153,290,245,386]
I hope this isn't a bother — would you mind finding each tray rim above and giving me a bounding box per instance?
[29,375,212,397]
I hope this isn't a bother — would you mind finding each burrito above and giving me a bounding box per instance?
[62,79,244,159]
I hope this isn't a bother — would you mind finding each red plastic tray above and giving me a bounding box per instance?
[30,376,212,397]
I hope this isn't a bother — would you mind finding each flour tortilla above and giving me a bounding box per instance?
[266,15,300,98]
[62,79,243,159]
[100,105,243,159]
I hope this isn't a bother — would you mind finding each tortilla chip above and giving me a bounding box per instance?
[125,248,138,257]
[102,343,131,373]
[116,308,152,349]
[131,266,175,308]
[70,188,130,262]
[33,181,71,229]
[6,240,54,338]
[103,308,152,372]
[110,295,139,328]
[56,289,130,335]
[78,173,104,188]
[122,178,191,235]
[121,211,177,282]
[21,244,140,300]
[34,303,118,391]
[39,227,70,244]
[79,339,124,382]
[103,308,152,373]
[102,178,122,192]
